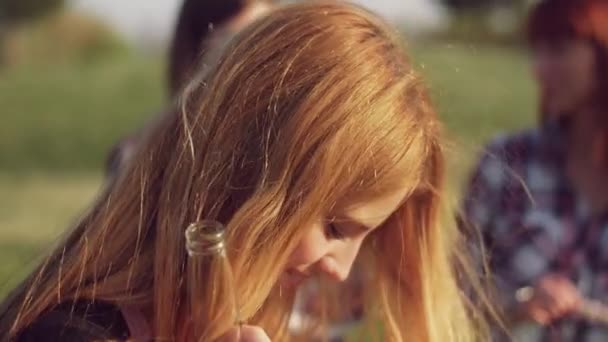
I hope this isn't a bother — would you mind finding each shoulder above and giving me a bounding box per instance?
[462,128,544,220]
[472,127,548,180]
[16,300,129,342]
[106,135,140,177]
[473,123,565,189]
[481,127,544,163]
[105,108,173,179]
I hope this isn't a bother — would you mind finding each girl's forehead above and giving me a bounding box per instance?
[332,185,410,230]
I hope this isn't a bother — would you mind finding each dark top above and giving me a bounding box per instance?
[105,135,139,181]
[16,300,130,341]
[104,109,170,181]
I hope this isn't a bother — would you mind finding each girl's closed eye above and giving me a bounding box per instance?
[325,221,345,240]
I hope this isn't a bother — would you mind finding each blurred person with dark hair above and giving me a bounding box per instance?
[462,0,608,340]
[168,0,274,97]
[105,0,274,181]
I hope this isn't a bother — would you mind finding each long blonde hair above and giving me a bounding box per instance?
[1,1,492,341]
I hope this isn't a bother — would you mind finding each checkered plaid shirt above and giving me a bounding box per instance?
[463,121,608,341]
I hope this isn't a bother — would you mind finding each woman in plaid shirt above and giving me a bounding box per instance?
[463,0,608,340]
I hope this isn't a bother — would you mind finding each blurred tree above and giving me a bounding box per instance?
[439,0,537,43]
[442,0,491,11]
[0,0,65,25]
[0,0,64,65]
[442,0,532,12]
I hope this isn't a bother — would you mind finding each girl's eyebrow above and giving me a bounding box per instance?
[333,214,374,233]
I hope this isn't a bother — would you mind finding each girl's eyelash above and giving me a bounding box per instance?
[326,222,345,240]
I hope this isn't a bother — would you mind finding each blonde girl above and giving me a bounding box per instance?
[1,1,490,341]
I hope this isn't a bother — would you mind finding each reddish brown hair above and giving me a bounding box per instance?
[1,2,493,341]
[527,0,608,120]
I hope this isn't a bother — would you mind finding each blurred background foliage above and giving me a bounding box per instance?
[0,0,65,26]
[435,0,536,44]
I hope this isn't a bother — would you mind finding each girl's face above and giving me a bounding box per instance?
[280,186,410,288]
[531,38,597,117]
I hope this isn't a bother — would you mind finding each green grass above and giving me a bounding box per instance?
[0,53,163,294]
[0,42,537,300]
[412,43,536,191]
[414,43,535,143]
[0,173,101,295]
[0,55,165,171]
